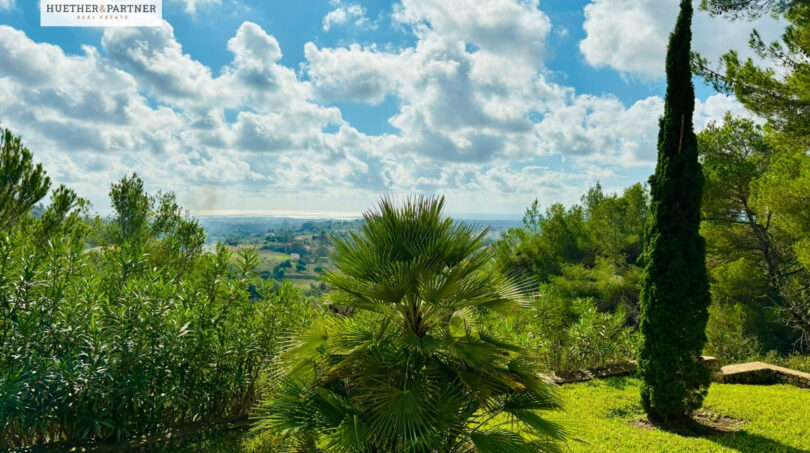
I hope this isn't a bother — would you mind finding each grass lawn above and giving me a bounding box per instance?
[148,376,810,452]
[553,376,810,452]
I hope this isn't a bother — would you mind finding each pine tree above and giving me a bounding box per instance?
[638,0,712,422]
[0,129,50,231]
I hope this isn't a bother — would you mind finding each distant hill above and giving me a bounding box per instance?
[198,215,522,244]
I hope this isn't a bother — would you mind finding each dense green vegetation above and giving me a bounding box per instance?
[696,0,810,353]
[253,197,566,452]
[695,0,810,357]
[697,1,810,145]
[0,145,313,448]
[639,0,711,422]
[488,183,645,372]
[483,0,810,378]
[2,1,810,451]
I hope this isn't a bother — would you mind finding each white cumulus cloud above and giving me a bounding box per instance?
[580,0,784,79]
[323,1,369,31]
[0,0,755,214]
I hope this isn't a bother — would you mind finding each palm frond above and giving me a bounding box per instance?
[254,195,566,452]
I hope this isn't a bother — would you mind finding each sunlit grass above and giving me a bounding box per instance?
[159,376,810,452]
[550,376,810,452]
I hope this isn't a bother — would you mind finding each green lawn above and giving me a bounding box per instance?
[552,377,810,452]
[149,376,810,452]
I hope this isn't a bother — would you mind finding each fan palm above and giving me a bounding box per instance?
[253,196,566,452]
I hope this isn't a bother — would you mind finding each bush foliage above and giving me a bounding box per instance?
[254,197,567,452]
[0,133,312,448]
[637,0,711,422]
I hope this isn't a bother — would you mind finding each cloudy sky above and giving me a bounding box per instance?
[0,0,782,216]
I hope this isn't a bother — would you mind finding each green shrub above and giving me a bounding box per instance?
[253,196,566,452]
[0,146,313,448]
[486,295,638,372]
[566,301,639,370]
[704,302,761,363]
[547,259,642,324]
[760,351,810,374]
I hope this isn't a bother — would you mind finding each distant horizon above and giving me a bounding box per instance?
[85,207,525,222]
[192,209,524,221]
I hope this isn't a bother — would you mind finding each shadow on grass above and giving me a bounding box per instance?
[708,431,808,453]
[632,415,806,453]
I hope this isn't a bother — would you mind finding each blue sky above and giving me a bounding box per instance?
[0,0,782,215]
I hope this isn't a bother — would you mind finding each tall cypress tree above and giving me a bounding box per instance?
[638,0,711,422]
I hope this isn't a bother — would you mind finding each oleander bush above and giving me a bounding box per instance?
[486,294,638,372]
[0,131,312,448]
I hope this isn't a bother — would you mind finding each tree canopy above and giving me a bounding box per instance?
[638,0,712,422]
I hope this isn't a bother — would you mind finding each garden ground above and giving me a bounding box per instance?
[550,376,810,452]
[149,375,810,452]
